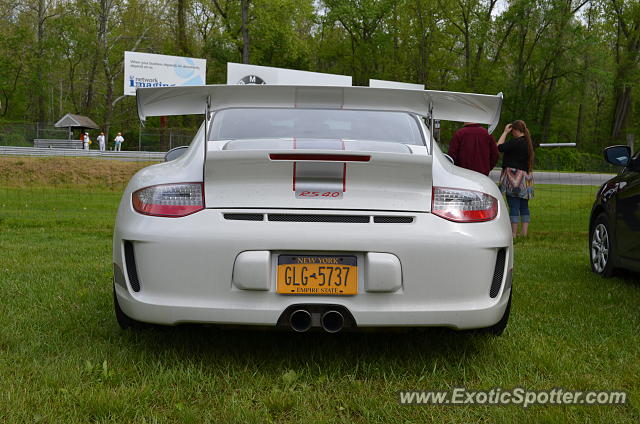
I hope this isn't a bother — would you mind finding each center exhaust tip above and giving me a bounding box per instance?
[321,310,344,333]
[289,309,312,332]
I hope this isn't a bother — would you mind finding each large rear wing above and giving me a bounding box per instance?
[136,84,502,133]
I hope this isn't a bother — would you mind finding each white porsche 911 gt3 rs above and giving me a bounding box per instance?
[113,85,513,334]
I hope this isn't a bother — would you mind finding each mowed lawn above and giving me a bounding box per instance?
[0,160,639,422]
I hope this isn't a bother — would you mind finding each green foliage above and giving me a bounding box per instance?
[534,147,618,173]
[0,0,638,156]
[0,125,31,146]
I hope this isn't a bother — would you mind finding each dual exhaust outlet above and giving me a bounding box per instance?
[289,309,345,333]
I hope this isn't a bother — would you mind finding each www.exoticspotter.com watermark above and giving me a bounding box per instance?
[398,388,627,408]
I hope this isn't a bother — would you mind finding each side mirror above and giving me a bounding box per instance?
[443,154,454,164]
[603,145,631,167]
[164,146,189,162]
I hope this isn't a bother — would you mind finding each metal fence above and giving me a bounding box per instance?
[0,122,195,151]
[0,122,68,146]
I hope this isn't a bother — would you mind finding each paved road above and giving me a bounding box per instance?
[489,169,614,186]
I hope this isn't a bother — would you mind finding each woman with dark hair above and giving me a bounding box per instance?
[497,120,535,237]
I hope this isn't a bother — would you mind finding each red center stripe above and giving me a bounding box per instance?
[341,139,346,192]
[292,137,297,191]
[271,153,370,162]
[342,163,346,192]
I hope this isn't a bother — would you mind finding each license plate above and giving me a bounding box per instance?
[277,255,357,295]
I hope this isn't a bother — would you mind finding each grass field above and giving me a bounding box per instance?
[0,159,639,423]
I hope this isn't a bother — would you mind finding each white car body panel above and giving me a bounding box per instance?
[114,85,512,331]
[204,142,433,211]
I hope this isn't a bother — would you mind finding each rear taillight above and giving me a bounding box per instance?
[132,183,204,217]
[431,187,498,222]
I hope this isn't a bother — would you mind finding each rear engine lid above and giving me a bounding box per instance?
[204,139,432,212]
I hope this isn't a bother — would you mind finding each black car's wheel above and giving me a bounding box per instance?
[113,286,145,329]
[590,213,615,277]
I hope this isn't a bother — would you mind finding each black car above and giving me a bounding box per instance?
[589,145,640,276]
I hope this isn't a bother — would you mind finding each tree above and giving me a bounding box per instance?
[609,0,640,140]
[323,0,396,85]
[212,0,252,64]
[25,0,60,123]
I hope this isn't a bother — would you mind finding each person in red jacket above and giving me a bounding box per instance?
[447,123,499,175]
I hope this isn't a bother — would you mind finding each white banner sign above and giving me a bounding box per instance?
[124,51,206,96]
[227,63,351,86]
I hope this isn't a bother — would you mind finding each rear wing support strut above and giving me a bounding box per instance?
[204,95,211,158]
[428,101,434,154]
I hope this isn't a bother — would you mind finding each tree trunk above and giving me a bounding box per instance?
[99,0,110,137]
[540,76,557,144]
[575,103,584,146]
[464,29,471,86]
[241,0,250,64]
[576,4,595,147]
[611,85,633,140]
[160,116,169,151]
[513,21,528,118]
[35,0,46,123]
[609,0,640,141]
[84,60,99,112]
[104,76,114,139]
[177,0,190,55]
[1,61,23,117]
[414,0,430,86]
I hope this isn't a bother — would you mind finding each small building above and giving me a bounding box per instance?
[34,113,100,149]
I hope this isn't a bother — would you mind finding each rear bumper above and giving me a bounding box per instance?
[113,207,513,329]
[114,282,511,329]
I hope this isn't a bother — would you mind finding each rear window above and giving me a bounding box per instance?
[209,108,424,145]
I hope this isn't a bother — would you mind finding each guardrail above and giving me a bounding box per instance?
[538,143,577,148]
[489,169,613,186]
[34,139,84,149]
[0,145,165,161]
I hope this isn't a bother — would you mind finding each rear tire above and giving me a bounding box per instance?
[113,286,145,329]
[590,213,615,277]
[479,291,511,336]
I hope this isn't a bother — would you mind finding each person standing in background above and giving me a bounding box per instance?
[447,123,499,176]
[83,132,90,150]
[114,132,124,151]
[497,120,535,238]
[97,132,106,151]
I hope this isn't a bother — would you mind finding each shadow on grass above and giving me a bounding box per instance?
[611,268,640,287]
[113,323,498,378]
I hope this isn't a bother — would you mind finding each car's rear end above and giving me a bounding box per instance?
[113,85,512,333]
